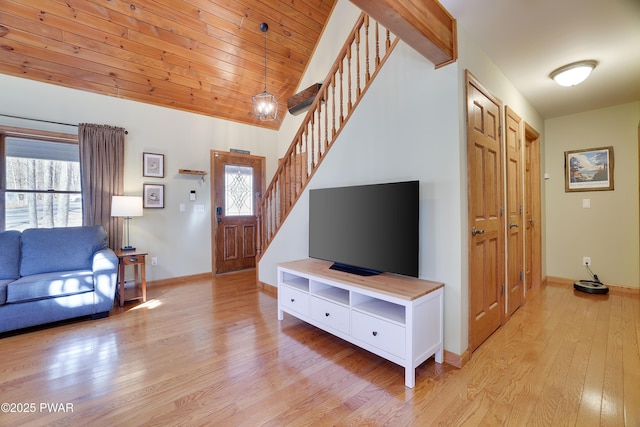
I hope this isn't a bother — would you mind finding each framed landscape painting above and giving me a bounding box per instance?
[565,146,614,192]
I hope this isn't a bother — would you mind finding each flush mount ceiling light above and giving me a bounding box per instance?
[252,22,278,121]
[549,60,598,87]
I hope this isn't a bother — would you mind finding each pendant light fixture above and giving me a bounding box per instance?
[252,22,278,121]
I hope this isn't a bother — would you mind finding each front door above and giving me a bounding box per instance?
[466,72,505,352]
[211,151,265,274]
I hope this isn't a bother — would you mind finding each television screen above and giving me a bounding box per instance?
[309,180,419,277]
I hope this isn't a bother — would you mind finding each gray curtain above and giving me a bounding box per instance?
[79,123,125,250]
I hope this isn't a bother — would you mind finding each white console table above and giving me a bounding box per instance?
[277,258,444,388]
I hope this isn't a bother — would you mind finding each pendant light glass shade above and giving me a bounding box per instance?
[253,23,278,121]
[550,60,598,87]
[252,91,278,120]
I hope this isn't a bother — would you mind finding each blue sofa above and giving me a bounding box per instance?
[0,225,118,334]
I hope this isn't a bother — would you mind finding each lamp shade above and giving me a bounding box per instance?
[111,196,143,217]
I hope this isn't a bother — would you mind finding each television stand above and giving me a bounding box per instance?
[277,258,444,388]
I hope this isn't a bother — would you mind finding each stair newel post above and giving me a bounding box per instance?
[265,191,271,242]
[256,208,262,257]
[271,183,277,238]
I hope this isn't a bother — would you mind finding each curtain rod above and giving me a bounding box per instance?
[0,113,129,134]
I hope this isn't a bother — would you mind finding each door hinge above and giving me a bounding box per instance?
[501,284,505,296]
[499,126,502,137]
[520,271,524,282]
[519,205,523,214]
[500,205,504,216]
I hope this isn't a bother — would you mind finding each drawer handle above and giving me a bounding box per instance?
[290,298,295,302]
[372,331,378,336]
[325,312,330,317]
[128,257,138,262]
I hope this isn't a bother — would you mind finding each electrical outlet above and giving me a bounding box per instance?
[151,256,158,266]
[583,256,591,266]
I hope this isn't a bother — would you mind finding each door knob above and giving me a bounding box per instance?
[472,227,485,236]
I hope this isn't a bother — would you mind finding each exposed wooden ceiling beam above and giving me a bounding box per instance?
[349,0,457,67]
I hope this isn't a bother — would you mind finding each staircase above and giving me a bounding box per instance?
[257,13,399,259]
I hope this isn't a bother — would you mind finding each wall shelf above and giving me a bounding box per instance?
[179,169,207,181]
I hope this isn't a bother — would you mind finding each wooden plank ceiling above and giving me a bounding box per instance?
[0,0,337,130]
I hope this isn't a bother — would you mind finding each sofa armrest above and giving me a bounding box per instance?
[92,248,119,312]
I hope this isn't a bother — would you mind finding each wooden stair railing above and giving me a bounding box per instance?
[257,13,399,260]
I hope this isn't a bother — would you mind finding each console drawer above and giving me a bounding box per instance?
[352,311,405,358]
[310,296,350,334]
[280,285,310,317]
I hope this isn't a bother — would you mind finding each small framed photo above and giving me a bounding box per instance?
[143,184,164,208]
[143,152,164,178]
[565,146,614,192]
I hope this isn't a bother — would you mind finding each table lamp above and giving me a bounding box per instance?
[111,196,143,251]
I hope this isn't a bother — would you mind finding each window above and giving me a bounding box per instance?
[1,129,81,231]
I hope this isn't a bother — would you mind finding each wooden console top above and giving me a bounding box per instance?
[278,258,444,301]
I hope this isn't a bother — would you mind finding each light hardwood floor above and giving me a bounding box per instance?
[1,271,638,426]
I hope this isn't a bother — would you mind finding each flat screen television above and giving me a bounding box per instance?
[309,180,419,277]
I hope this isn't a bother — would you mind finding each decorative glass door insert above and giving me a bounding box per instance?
[224,165,254,216]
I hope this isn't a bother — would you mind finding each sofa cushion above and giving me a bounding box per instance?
[0,279,13,305]
[0,230,21,280]
[7,270,94,303]
[20,226,108,277]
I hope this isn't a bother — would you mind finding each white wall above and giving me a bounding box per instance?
[259,39,466,352]
[545,102,640,288]
[0,73,278,281]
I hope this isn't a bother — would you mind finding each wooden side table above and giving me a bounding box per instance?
[115,249,147,307]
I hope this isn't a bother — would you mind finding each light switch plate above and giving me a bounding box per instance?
[582,199,591,208]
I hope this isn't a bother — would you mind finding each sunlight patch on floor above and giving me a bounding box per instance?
[130,299,163,310]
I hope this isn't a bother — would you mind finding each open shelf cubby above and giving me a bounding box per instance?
[280,272,309,292]
[310,281,349,305]
[351,294,405,325]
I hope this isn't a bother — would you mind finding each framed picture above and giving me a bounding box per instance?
[565,146,614,192]
[143,184,164,208]
[143,152,164,178]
